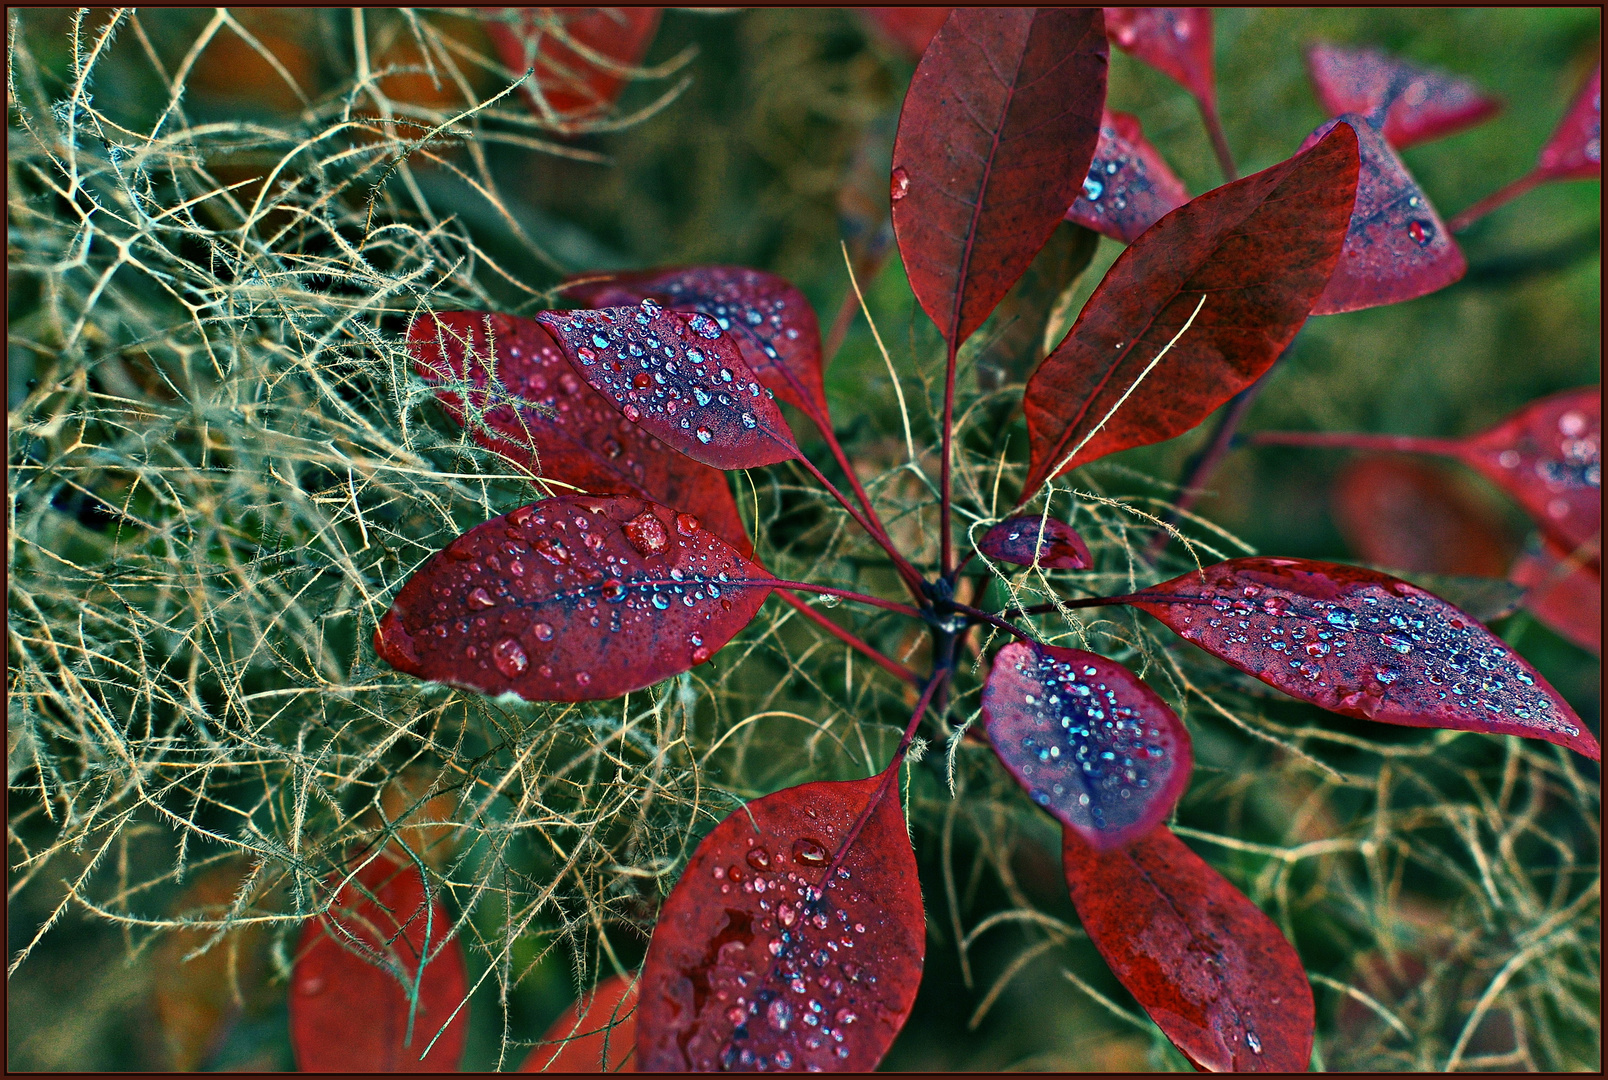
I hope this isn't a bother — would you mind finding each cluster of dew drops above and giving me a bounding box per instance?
[703,835,882,1072]
[643,268,805,376]
[1079,124,1147,211]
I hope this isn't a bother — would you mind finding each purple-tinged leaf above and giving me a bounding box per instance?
[522,972,638,1072]
[1511,540,1601,656]
[1064,825,1314,1072]
[1332,456,1517,578]
[561,266,827,420]
[1066,110,1189,243]
[636,775,925,1072]
[891,7,1108,346]
[984,643,1191,850]
[977,517,1093,570]
[409,312,752,556]
[1306,43,1501,149]
[1022,122,1359,495]
[1128,557,1599,760]
[1538,63,1601,180]
[1304,115,1465,314]
[536,303,799,471]
[1103,8,1215,107]
[373,495,774,702]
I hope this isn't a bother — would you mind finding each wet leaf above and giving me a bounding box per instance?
[561,266,827,421]
[1537,63,1602,180]
[374,495,774,702]
[890,7,1108,346]
[977,517,1093,570]
[976,222,1101,392]
[409,311,752,556]
[1332,455,1517,578]
[1128,557,1599,760]
[636,775,925,1072]
[1022,122,1358,494]
[484,7,661,117]
[1306,42,1500,149]
[537,303,800,471]
[858,7,951,62]
[522,972,638,1072]
[983,643,1191,850]
[290,855,468,1072]
[1103,8,1216,109]
[1063,825,1314,1072]
[1511,540,1601,656]
[1366,571,1524,626]
[1066,110,1189,244]
[1304,115,1465,314]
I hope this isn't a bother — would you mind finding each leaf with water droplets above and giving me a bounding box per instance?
[522,972,638,1072]
[1102,8,1216,110]
[290,855,468,1072]
[1332,456,1517,578]
[1021,122,1359,495]
[1304,115,1465,314]
[1128,557,1599,759]
[983,643,1191,850]
[1064,825,1314,1072]
[409,312,752,556]
[1511,540,1601,656]
[536,303,799,471]
[858,7,951,62]
[1066,110,1189,244]
[891,7,1108,346]
[561,266,827,421]
[636,775,925,1072]
[374,495,774,702]
[484,7,661,118]
[1537,63,1601,180]
[1306,43,1500,149]
[977,517,1093,570]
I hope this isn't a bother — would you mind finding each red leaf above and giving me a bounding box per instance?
[1128,557,1599,760]
[1538,63,1602,180]
[859,8,951,62]
[1306,43,1500,149]
[1332,456,1517,578]
[1066,110,1189,244]
[983,643,1191,850]
[977,516,1093,570]
[290,856,468,1072]
[1456,385,1601,553]
[374,495,774,702]
[409,312,752,556]
[636,776,925,1072]
[1304,116,1465,314]
[484,7,661,118]
[522,972,638,1072]
[536,303,799,471]
[890,8,1108,345]
[1063,825,1314,1072]
[1103,8,1216,108]
[561,266,827,421]
[1511,540,1602,656]
[1022,122,1359,494]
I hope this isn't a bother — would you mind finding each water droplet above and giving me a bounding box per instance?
[1407,220,1431,246]
[575,671,592,687]
[890,166,910,201]
[622,403,642,422]
[652,593,671,610]
[767,999,794,1031]
[534,538,571,565]
[534,622,554,641]
[623,511,669,556]
[601,580,627,603]
[1245,1029,1262,1054]
[1082,174,1104,201]
[298,975,326,996]
[692,646,711,663]
[792,837,829,866]
[493,637,529,677]
[467,587,495,609]
[696,427,713,444]
[747,847,771,870]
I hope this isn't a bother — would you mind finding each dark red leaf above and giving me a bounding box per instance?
[290,855,468,1072]
[977,516,1093,570]
[983,643,1191,850]
[1537,63,1601,180]
[374,495,774,702]
[1332,455,1518,578]
[1128,557,1599,760]
[484,7,661,118]
[1065,110,1189,244]
[1456,385,1601,553]
[1511,540,1601,656]
[636,775,925,1072]
[1306,42,1501,149]
[1103,8,1216,107]
[1304,115,1465,315]
[976,221,1102,393]
[522,972,638,1072]
[409,312,752,556]
[890,8,1108,345]
[1063,825,1314,1072]
[560,266,827,421]
[859,8,950,62]
[536,303,799,471]
[1022,122,1359,494]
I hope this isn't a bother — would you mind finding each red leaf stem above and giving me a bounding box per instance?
[773,590,920,685]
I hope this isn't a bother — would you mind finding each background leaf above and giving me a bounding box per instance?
[1066,110,1190,244]
[484,7,662,118]
[1306,42,1501,149]
[522,972,638,1072]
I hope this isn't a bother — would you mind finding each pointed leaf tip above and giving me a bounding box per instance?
[1538,63,1601,180]
[1306,42,1500,149]
[1103,7,1216,108]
